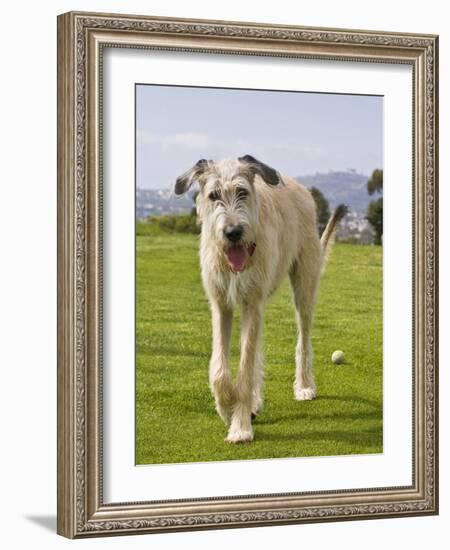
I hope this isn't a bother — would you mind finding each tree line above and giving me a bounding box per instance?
[145,170,383,244]
[311,168,383,244]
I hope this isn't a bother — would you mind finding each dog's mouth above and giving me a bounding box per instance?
[225,243,256,273]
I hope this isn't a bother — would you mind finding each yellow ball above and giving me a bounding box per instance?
[332,350,345,364]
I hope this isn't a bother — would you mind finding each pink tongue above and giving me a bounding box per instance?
[226,246,248,272]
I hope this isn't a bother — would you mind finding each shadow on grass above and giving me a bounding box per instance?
[257,394,382,425]
[255,427,382,448]
[318,394,381,407]
[151,393,383,423]
[258,410,381,425]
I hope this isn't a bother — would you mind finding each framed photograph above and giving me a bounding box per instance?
[57,11,439,538]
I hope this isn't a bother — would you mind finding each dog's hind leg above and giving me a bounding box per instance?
[209,301,235,425]
[289,255,321,401]
[226,302,263,443]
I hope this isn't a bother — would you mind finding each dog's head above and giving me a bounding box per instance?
[174,155,282,272]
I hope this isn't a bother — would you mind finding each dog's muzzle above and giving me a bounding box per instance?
[224,225,244,243]
[223,225,256,272]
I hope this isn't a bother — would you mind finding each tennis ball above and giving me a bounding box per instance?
[331,350,345,364]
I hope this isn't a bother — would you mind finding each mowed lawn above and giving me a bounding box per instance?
[136,223,383,464]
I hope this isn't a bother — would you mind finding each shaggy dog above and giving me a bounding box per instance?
[175,155,346,443]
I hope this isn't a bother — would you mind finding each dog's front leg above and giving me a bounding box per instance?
[226,303,263,443]
[209,302,234,425]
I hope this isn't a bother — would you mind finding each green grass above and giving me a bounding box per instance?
[136,222,383,464]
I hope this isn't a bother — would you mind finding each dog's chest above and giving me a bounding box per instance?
[225,274,241,308]
[210,269,253,308]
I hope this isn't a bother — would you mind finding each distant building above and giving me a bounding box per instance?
[136,188,194,219]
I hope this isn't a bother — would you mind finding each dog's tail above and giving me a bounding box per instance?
[320,204,348,271]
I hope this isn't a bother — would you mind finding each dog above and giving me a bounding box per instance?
[175,155,346,443]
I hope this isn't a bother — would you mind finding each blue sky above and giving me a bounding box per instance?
[136,84,383,190]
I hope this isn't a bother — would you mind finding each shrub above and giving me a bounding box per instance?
[142,214,200,235]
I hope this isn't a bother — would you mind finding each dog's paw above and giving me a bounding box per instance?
[226,428,254,444]
[294,386,317,401]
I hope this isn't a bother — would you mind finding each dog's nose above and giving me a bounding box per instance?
[224,225,244,243]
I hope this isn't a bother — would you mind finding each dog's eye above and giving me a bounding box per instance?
[237,188,248,199]
[208,190,221,202]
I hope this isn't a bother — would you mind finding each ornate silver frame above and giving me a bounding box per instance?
[57,11,439,538]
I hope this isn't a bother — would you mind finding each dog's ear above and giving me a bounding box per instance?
[238,154,281,186]
[174,159,209,195]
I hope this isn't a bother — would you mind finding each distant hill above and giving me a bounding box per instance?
[136,188,194,219]
[136,171,374,220]
[296,171,370,212]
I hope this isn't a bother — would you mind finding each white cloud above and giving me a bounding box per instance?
[137,131,212,151]
[137,131,325,165]
[259,142,325,158]
[162,132,213,150]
